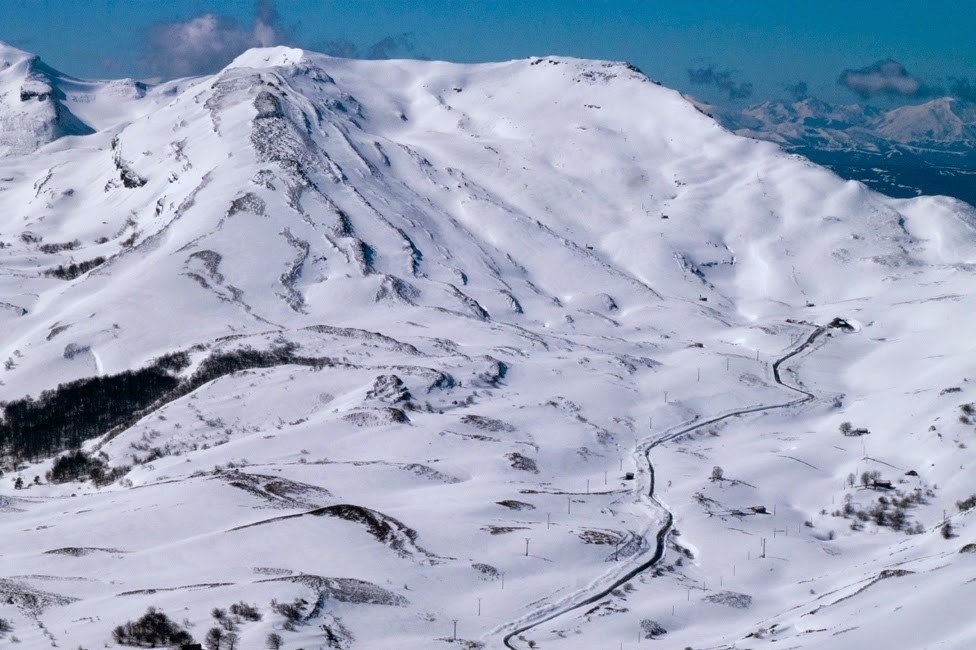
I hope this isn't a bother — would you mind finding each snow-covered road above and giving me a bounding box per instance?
[498,324,828,648]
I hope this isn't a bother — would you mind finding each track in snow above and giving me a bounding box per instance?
[498,324,828,648]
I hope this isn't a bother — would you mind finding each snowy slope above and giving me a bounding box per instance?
[0,44,974,649]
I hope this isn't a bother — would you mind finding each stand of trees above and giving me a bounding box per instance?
[0,345,328,466]
[112,607,193,647]
[0,355,185,461]
[44,256,106,280]
[46,449,129,486]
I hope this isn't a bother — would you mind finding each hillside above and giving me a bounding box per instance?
[0,44,974,649]
[716,96,976,205]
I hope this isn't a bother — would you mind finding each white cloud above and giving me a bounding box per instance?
[141,1,288,78]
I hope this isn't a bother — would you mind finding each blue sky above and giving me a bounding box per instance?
[3,1,975,107]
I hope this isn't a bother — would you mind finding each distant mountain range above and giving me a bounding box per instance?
[700,96,976,205]
[718,96,976,151]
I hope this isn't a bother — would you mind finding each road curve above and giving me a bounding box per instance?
[499,325,828,649]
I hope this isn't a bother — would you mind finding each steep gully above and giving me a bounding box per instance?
[498,324,828,648]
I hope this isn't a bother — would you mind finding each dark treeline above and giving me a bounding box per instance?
[188,344,327,390]
[0,358,184,461]
[0,346,329,466]
[44,256,106,280]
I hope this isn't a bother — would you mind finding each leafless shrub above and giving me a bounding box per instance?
[957,494,976,511]
[229,601,262,621]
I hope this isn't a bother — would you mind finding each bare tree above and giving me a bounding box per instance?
[861,470,880,488]
[889,506,907,531]
[710,466,724,481]
[266,632,283,650]
[205,626,224,650]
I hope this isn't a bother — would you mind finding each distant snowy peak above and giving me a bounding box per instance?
[874,97,976,145]
[0,41,182,157]
[0,41,93,156]
[744,98,875,129]
[727,94,976,151]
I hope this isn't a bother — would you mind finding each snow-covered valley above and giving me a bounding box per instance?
[0,41,974,649]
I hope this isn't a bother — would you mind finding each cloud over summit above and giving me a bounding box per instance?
[141,0,290,78]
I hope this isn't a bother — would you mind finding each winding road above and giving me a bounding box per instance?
[497,324,828,649]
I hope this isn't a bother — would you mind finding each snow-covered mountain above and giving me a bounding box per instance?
[0,42,91,156]
[1,43,975,649]
[874,97,976,146]
[728,98,879,149]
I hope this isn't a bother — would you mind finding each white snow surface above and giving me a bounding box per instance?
[0,44,974,649]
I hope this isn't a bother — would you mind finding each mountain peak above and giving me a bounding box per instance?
[226,45,310,71]
[0,42,94,156]
[0,40,35,68]
[874,95,972,144]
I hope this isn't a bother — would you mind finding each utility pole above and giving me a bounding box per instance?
[525,537,530,556]
[477,597,481,616]
[547,513,551,529]
[452,619,458,641]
